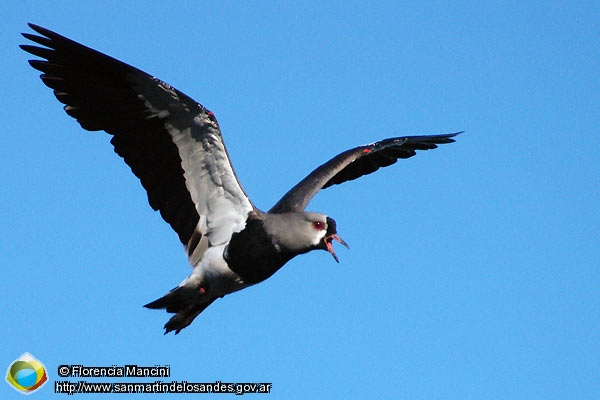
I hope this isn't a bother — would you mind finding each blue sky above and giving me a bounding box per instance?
[2,1,599,398]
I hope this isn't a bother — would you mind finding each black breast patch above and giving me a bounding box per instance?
[225,218,294,284]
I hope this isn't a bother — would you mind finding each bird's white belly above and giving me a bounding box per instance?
[187,245,248,297]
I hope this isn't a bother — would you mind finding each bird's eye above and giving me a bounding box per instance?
[312,221,325,230]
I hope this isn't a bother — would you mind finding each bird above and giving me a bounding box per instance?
[21,23,460,334]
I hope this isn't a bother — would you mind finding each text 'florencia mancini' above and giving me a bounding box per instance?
[59,365,170,378]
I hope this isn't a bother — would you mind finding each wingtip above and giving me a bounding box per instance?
[23,23,71,45]
[438,130,463,140]
[23,23,41,38]
[21,32,36,41]
[25,23,49,35]
[448,130,464,139]
[427,130,464,144]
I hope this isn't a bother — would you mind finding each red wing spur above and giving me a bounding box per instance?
[21,23,461,334]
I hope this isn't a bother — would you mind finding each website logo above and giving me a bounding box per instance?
[6,353,48,395]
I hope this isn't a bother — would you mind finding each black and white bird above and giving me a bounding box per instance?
[21,24,460,334]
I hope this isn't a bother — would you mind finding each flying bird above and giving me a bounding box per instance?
[21,23,460,334]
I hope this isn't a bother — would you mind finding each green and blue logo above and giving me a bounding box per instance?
[6,353,48,395]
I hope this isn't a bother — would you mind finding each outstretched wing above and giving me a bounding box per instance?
[21,23,254,260]
[269,133,460,213]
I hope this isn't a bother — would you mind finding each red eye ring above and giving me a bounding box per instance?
[312,221,325,230]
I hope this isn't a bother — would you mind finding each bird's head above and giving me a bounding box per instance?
[313,215,350,263]
[264,212,349,262]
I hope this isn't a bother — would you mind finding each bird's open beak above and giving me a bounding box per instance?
[324,234,350,263]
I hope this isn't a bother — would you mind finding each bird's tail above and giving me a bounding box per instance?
[144,285,215,335]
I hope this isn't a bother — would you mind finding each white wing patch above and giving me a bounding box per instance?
[166,117,253,247]
[132,74,254,252]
